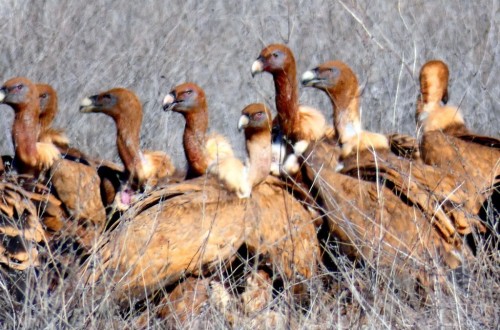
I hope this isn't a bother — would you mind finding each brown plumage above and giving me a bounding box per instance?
[301,139,463,270]
[0,77,106,247]
[0,77,61,175]
[36,83,70,149]
[34,85,120,210]
[417,60,500,216]
[0,175,66,270]
[84,175,319,304]
[251,44,331,175]
[299,61,474,270]
[162,82,234,179]
[251,44,328,144]
[80,88,175,210]
[301,61,491,237]
[84,103,319,304]
[210,103,273,198]
[147,277,211,325]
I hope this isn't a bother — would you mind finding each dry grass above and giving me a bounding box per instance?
[0,0,498,329]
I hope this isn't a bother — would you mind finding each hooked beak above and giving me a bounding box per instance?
[162,93,176,111]
[251,58,264,77]
[238,114,250,131]
[0,88,6,103]
[300,70,320,87]
[79,95,97,113]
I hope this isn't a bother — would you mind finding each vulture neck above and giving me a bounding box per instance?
[273,69,300,141]
[245,127,271,187]
[183,106,209,176]
[11,102,40,173]
[39,101,57,131]
[326,87,389,158]
[326,88,361,145]
[417,102,466,134]
[420,78,446,105]
[114,113,144,183]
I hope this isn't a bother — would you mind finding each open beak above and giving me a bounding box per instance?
[162,93,176,111]
[251,58,264,77]
[238,114,250,131]
[79,95,97,113]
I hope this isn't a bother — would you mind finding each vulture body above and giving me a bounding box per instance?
[36,83,70,149]
[85,175,318,304]
[0,77,105,248]
[301,61,491,237]
[162,82,234,179]
[416,60,500,223]
[0,77,61,176]
[251,44,331,175]
[0,175,65,270]
[80,88,175,209]
[251,44,416,176]
[85,103,319,304]
[300,61,475,269]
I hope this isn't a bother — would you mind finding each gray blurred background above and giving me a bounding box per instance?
[1,0,498,171]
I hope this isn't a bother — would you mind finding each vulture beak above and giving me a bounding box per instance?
[162,93,176,111]
[79,95,97,113]
[238,114,250,131]
[301,70,319,87]
[0,88,6,103]
[251,58,264,77]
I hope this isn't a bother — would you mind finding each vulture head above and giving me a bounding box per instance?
[37,83,58,130]
[301,61,359,109]
[0,77,39,110]
[251,43,295,77]
[162,82,206,114]
[238,103,272,133]
[419,60,449,105]
[80,88,143,122]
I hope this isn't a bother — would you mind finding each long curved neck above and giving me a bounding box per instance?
[114,114,143,182]
[420,78,446,105]
[183,108,209,176]
[39,102,57,130]
[273,69,300,141]
[12,103,40,172]
[326,89,361,144]
[245,128,271,186]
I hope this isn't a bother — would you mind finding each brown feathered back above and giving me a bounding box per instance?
[84,175,319,304]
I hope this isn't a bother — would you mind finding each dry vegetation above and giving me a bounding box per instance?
[0,0,498,329]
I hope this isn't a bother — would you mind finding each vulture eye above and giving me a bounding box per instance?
[253,112,264,120]
[16,84,23,91]
[185,90,193,95]
[272,52,279,58]
[329,67,341,79]
[40,93,48,99]
[101,94,113,104]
